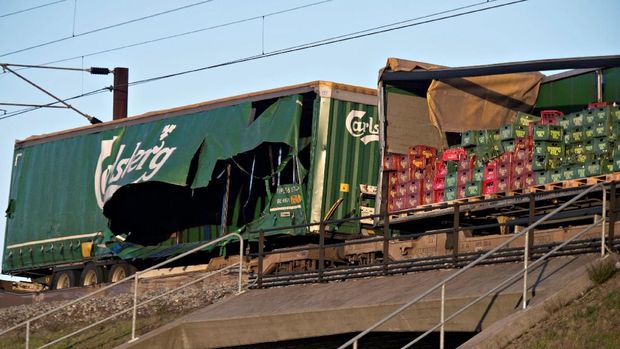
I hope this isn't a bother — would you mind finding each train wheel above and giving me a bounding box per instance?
[108,263,137,283]
[51,270,79,290]
[80,265,105,286]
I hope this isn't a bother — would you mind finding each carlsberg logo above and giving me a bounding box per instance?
[345,110,379,144]
[94,125,178,209]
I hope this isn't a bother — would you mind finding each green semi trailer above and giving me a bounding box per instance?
[2,81,379,289]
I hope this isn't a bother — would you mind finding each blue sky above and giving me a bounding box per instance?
[1,0,619,280]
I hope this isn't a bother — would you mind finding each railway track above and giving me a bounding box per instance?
[250,237,620,288]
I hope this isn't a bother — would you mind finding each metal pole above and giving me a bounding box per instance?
[318,221,325,283]
[602,186,607,257]
[238,236,244,293]
[383,210,390,276]
[608,182,616,252]
[112,67,128,120]
[258,231,264,288]
[453,203,460,267]
[131,273,139,340]
[528,193,535,260]
[440,283,445,349]
[25,321,30,349]
[352,340,358,349]
[523,230,529,310]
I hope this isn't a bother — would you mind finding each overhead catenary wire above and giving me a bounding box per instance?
[0,0,67,19]
[1,0,525,121]
[0,0,218,57]
[2,0,335,72]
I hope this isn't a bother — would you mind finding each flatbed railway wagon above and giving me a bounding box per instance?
[2,81,379,289]
[373,56,620,253]
[249,56,620,288]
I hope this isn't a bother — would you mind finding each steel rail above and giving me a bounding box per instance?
[338,182,604,349]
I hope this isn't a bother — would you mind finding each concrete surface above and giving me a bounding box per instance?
[117,253,598,349]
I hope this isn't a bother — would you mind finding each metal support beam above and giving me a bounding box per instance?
[382,55,620,81]
[257,231,264,289]
[1,64,101,124]
[318,221,325,283]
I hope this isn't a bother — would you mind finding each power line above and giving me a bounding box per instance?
[0,0,67,19]
[10,0,335,70]
[0,0,218,58]
[129,0,526,87]
[1,0,525,121]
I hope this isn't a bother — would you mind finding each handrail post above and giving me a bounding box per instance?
[319,220,325,283]
[440,283,445,349]
[527,193,535,260]
[608,181,616,252]
[352,340,358,349]
[258,230,264,288]
[522,229,529,310]
[602,185,607,257]
[25,320,30,349]
[238,235,244,293]
[131,273,139,341]
[383,208,390,276]
[452,203,460,267]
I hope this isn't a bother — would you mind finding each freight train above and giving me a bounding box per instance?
[3,56,620,289]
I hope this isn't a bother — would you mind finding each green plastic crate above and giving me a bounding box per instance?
[533,125,563,141]
[473,166,485,182]
[569,112,584,127]
[534,171,547,185]
[601,159,613,174]
[593,122,611,138]
[465,181,482,197]
[593,137,611,155]
[567,127,585,143]
[486,129,501,143]
[612,156,620,172]
[444,187,457,201]
[514,112,540,127]
[461,130,477,147]
[558,116,571,129]
[444,172,457,187]
[500,124,527,140]
[534,141,564,157]
[585,160,602,177]
[562,166,577,180]
[548,169,563,183]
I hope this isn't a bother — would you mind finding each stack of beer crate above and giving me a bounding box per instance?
[383,145,437,212]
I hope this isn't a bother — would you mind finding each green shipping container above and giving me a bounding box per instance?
[3,82,379,277]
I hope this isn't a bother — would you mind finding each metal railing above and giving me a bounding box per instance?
[0,232,244,349]
[339,182,609,349]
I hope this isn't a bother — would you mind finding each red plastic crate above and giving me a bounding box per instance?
[442,148,467,161]
[397,155,411,171]
[523,172,535,187]
[497,163,511,179]
[483,180,496,195]
[406,194,421,209]
[389,172,399,186]
[435,160,447,177]
[433,190,444,203]
[458,156,475,171]
[511,175,524,190]
[423,179,434,192]
[484,161,498,181]
[421,190,434,205]
[457,169,472,185]
[498,152,512,166]
[406,180,423,196]
[588,101,612,109]
[397,170,410,184]
[511,160,526,177]
[411,168,425,181]
[409,155,427,169]
[396,184,408,197]
[457,185,467,199]
[408,145,437,159]
[383,153,400,171]
[432,175,445,190]
[540,110,563,125]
